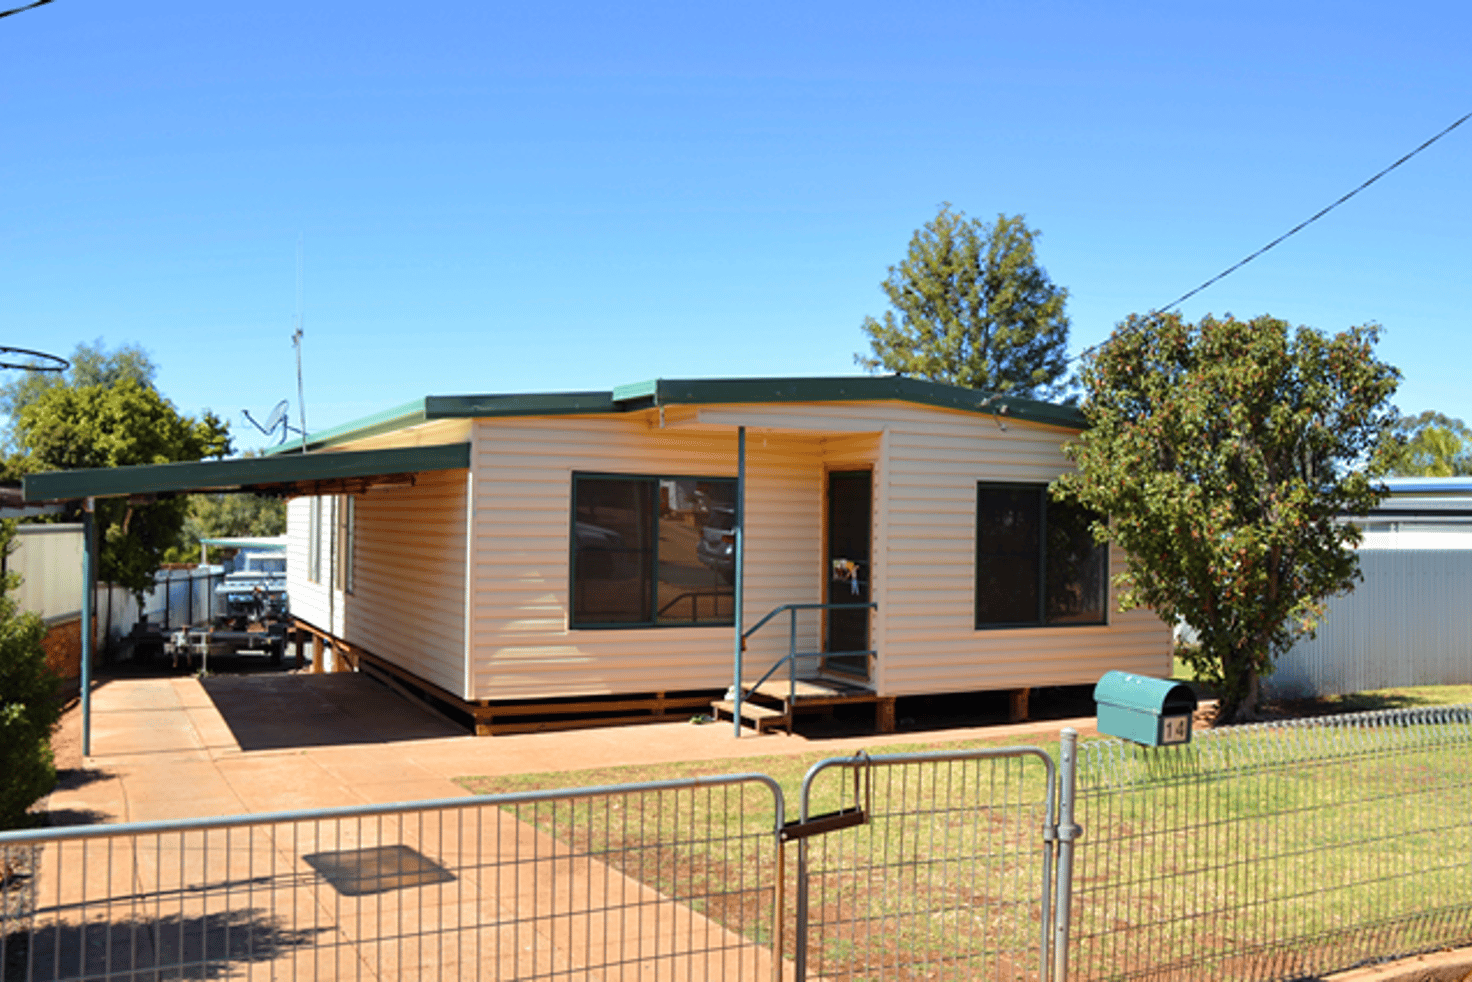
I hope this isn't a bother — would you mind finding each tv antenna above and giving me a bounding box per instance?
[291,235,308,452]
[0,346,68,372]
[241,399,303,445]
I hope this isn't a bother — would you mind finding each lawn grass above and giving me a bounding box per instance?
[457,694,1472,981]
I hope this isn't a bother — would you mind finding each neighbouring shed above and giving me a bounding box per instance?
[1265,477,1472,699]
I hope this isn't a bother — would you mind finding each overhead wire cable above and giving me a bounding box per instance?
[1067,110,1471,368]
[1157,110,1471,313]
[0,0,54,19]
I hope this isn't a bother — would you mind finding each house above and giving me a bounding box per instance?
[274,375,1172,732]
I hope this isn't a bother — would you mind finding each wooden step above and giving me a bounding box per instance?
[710,699,789,733]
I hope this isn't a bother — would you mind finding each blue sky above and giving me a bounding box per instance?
[2,0,1467,453]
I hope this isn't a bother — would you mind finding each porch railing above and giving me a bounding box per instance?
[739,602,877,726]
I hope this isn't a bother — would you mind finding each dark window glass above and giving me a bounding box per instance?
[573,478,654,624]
[657,479,736,624]
[976,484,1106,628]
[975,486,1042,625]
[572,475,735,628]
[1045,499,1107,625]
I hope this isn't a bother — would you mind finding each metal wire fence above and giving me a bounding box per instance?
[1068,705,1472,982]
[6,708,1472,982]
[0,775,785,982]
[794,748,1059,982]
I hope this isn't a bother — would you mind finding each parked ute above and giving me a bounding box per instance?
[215,551,289,624]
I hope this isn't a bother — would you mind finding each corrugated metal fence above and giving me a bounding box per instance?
[4,710,1472,981]
[1266,549,1472,698]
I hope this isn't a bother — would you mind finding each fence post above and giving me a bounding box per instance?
[1052,727,1081,982]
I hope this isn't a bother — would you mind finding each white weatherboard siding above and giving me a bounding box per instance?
[692,401,1172,695]
[877,407,1170,695]
[467,402,1171,702]
[469,416,830,701]
[287,469,470,697]
[342,469,469,697]
[286,495,331,630]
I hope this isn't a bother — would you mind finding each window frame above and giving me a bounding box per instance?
[569,471,738,630]
[974,481,1108,630]
[335,494,355,594]
[307,496,323,584]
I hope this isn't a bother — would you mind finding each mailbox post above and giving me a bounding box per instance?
[1094,671,1198,746]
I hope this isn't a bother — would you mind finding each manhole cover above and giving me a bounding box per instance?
[302,844,454,896]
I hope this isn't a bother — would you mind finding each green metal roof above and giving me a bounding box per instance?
[23,443,470,503]
[290,375,1083,451]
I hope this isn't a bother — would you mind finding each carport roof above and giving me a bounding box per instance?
[22,442,470,503]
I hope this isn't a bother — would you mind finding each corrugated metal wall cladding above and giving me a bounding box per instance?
[1266,549,1472,698]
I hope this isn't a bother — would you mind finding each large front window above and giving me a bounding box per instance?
[571,474,737,628]
[975,483,1107,628]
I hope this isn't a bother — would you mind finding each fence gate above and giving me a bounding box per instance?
[790,746,1066,982]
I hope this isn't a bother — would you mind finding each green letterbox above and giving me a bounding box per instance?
[1093,671,1198,746]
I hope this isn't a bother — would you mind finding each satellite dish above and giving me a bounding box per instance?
[242,400,300,443]
[263,400,289,434]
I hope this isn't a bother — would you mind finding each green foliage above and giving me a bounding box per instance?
[164,493,287,564]
[856,204,1071,400]
[12,375,232,597]
[0,339,157,452]
[1383,410,1472,476]
[0,520,61,830]
[1055,313,1401,722]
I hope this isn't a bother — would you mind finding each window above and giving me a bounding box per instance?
[308,497,323,583]
[975,483,1107,628]
[335,495,355,594]
[571,474,737,628]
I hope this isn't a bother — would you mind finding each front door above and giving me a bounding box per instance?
[824,470,871,679]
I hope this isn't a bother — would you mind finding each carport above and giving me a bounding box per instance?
[21,442,470,756]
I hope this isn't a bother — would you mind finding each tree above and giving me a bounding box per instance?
[164,492,288,565]
[13,378,232,596]
[0,339,157,452]
[0,520,60,831]
[1383,411,1472,476]
[856,205,1072,400]
[1054,312,1401,723]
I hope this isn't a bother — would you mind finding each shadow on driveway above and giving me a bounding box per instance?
[201,674,466,752]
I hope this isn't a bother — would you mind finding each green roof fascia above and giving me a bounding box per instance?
[279,375,1082,449]
[633,376,1086,429]
[423,391,619,418]
[263,398,428,456]
[23,443,471,503]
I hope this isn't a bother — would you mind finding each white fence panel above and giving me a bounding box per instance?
[10,523,85,622]
[1265,549,1472,698]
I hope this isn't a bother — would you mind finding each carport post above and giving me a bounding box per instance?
[80,497,95,758]
[732,426,745,738]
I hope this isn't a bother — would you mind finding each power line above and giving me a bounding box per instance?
[0,0,55,20]
[1157,110,1471,312]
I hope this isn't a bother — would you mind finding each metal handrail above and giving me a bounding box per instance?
[738,601,877,734]
[655,589,733,621]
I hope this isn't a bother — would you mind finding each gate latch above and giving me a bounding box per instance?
[780,751,871,842]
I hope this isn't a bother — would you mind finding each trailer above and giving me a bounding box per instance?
[164,549,291,669]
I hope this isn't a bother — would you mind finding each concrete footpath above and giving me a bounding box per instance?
[22,673,1098,981]
[48,672,1098,823]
